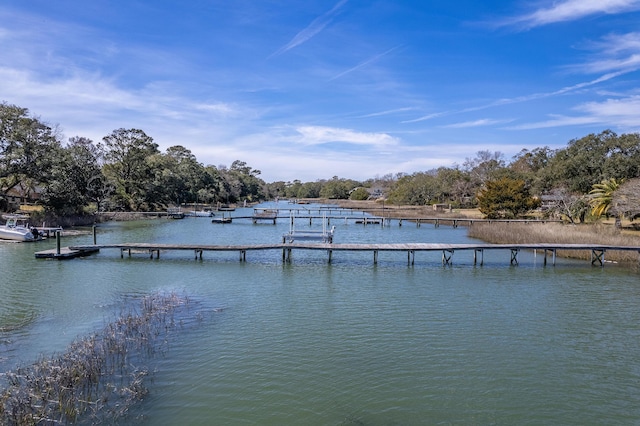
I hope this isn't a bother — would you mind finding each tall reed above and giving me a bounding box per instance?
[0,292,205,425]
[468,222,640,265]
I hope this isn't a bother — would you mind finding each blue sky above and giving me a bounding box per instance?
[1,1,639,182]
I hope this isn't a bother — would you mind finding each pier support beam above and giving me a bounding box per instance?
[510,248,519,265]
[473,249,483,266]
[442,249,453,265]
[542,249,556,266]
[374,250,378,264]
[591,249,605,266]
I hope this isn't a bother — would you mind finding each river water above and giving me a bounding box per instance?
[2,202,640,425]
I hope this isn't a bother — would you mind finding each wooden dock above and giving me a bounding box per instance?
[34,242,640,267]
[232,210,561,228]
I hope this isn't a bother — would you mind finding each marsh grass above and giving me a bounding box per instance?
[0,292,204,425]
[468,222,640,265]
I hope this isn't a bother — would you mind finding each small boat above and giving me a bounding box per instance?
[0,216,38,242]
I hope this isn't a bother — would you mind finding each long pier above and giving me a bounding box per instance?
[235,208,562,228]
[35,242,640,267]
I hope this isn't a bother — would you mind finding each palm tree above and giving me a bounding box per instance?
[589,177,622,218]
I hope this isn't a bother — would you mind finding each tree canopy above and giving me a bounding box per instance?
[2,101,640,221]
[477,177,541,219]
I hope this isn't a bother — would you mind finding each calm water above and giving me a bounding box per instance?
[2,203,640,425]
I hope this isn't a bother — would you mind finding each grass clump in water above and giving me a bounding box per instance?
[0,292,202,425]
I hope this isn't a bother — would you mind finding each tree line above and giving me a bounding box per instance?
[2,101,639,221]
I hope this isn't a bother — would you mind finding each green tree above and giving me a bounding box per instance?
[387,172,440,205]
[477,177,541,219]
[40,136,104,215]
[319,177,355,199]
[541,130,639,194]
[297,181,322,198]
[102,128,159,210]
[0,102,61,187]
[349,187,370,200]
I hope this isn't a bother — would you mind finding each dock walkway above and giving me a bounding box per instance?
[35,242,640,267]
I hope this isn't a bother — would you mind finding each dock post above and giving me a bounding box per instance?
[93,225,97,244]
[591,249,605,267]
[55,231,61,255]
[328,249,332,264]
[442,249,453,265]
[473,249,484,266]
[374,250,378,264]
[510,248,519,265]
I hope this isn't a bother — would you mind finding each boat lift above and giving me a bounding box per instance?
[282,213,334,243]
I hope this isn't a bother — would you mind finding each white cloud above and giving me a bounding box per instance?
[294,126,399,147]
[578,32,640,74]
[505,0,640,28]
[578,95,640,127]
[442,118,513,129]
[506,95,640,130]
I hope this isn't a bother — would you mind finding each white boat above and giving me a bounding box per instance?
[0,216,37,241]
[187,210,214,217]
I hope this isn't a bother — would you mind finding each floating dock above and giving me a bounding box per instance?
[34,246,100,259]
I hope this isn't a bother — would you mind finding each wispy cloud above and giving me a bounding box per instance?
[442,118,513,129]
[269,0,348,58]
[403,71,627,124]
[578,32,640,74]
[402,111,448,124]
[329,45,401,81]
[357,107,417,119]
[507,95,640,130]
[502,0,640,28]
[294,125,399,147]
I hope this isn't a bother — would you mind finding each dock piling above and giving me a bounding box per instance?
[56,231,61,255]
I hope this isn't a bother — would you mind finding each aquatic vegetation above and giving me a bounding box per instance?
[0,292,204,425]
